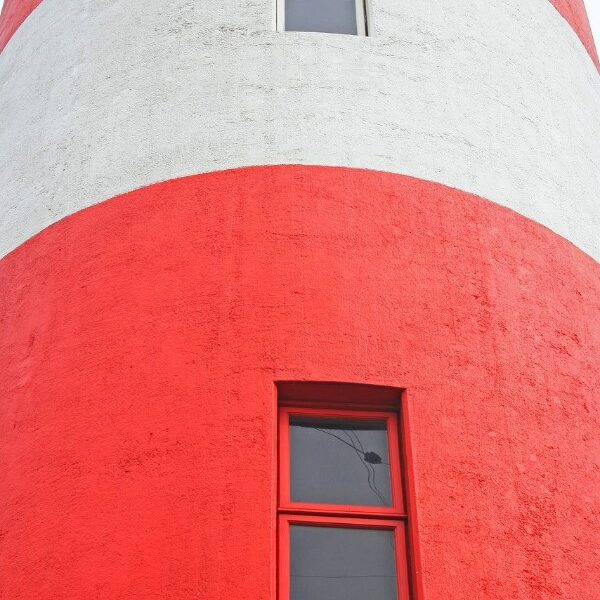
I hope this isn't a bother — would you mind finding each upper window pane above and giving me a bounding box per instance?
[289,416,392,506]
[285,0,360,35]
[290,525,398,600]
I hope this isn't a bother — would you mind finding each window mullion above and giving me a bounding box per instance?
[278,506,407,520]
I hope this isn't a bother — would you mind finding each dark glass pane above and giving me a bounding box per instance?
[285,0,359,35]
[290,525,398,600]
[289,416,392,506]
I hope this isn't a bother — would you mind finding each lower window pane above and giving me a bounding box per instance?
[290,525,398,600]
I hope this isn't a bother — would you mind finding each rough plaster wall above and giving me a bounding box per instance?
[0,0,599,259]
[1,167,598,599]
[549,0,599,64]
[1,0,598,63]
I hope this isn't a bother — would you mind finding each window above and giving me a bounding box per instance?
[277,0,368,36]
[278,383,417,600]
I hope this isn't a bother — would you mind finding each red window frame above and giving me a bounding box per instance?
[278,404,413,600]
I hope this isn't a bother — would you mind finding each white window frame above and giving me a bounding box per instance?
[276,0,368,36]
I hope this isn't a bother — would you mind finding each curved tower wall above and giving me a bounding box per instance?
[1,2,599,599]
[1,0,600,258]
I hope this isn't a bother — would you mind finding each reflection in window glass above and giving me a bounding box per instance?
[290,417,392,506]
[285,0,359,35]
[290,525,398,600]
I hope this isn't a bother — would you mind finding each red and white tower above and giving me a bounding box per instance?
[0,1,598,598]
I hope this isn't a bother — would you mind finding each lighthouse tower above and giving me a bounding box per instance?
[1,1,599,599]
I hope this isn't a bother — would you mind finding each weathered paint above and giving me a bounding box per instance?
[1,0,600,259]
[1,166,599,599]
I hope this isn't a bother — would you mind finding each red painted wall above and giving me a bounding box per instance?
[1,0,598,67]
[1,166,598,599]
[0,0,41,51]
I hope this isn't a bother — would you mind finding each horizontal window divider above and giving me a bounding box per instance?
[278,507,408,520]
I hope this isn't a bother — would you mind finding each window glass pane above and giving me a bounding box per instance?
[289,416,392,506]
[285,0,359,35]
[290,525,398,600]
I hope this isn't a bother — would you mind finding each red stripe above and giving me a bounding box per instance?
[550,0,599,66]
[1,166,598,599]
[0,0,41,51]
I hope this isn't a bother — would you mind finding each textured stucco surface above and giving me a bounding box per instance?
[2,0,598,64]
[0,0,599,259]
[549,0,599,64]
[1,167,599,599]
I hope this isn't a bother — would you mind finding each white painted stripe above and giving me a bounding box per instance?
[1,0,599,259]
